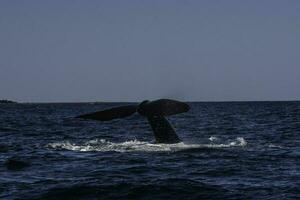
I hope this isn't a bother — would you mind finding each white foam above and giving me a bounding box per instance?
[209,136,219,141]
[47,137,247,153]
[267,144,283,149]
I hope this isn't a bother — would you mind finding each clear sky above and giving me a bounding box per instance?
[1,0,300,102]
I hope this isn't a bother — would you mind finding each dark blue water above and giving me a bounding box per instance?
[0,102,299,199]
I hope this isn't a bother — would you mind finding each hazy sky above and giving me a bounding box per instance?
[1,0,300,102]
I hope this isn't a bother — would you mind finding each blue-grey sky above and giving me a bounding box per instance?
[1,0,300,102]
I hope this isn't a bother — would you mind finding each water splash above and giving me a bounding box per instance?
[48,137,247,153]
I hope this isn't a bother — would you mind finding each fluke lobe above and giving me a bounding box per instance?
[75,99,190,144]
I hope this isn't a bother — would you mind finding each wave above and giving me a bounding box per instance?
[47,137,247,153]
[30,181,229,200]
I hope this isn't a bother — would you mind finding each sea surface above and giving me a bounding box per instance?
[0,102,299,199]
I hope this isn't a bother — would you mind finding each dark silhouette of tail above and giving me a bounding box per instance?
[147,115,181,144]
[75,99,189,144]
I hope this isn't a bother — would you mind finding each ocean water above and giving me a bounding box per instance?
[0,102,299,199]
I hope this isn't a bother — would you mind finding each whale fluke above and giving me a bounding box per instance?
[75,99,190,144]
[137,99,190,117]
[75,105,137,121]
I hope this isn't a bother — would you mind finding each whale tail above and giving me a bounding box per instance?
[75,105,137,121]
[147,115,181,144]
[75,99,189,144]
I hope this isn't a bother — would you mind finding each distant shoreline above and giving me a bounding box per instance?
[9,100,300,104]
[0,100,18,104]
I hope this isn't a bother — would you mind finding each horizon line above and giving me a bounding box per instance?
[5,99,300,104]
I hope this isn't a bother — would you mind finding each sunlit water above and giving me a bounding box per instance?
[0,102,299,199]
